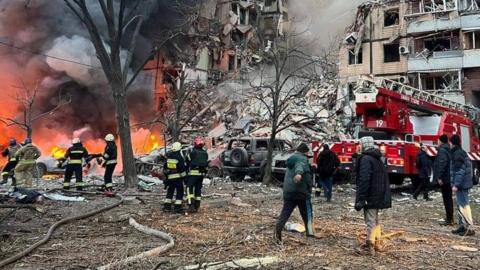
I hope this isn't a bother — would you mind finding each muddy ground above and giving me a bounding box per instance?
[1,178,479,270]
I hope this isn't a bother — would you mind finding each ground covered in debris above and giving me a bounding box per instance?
[1,178,480,270]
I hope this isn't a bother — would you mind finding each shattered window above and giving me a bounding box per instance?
[384,8,399,27]
[424,38,451,51]
[265,0,275,7]
[348,49,363,65]
[255,140,269,151]
[230,140,251,150]
[384,43,400,63]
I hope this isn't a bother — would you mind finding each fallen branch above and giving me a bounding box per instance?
[97,217,175,270]
[0,193,124,268]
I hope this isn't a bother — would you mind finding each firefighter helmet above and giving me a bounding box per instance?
[171,142,182,152]
[105,134,115,142]
[24,138,32,144]
[194,137,204,148]
[72,138,81,144]
[8,138,17,146]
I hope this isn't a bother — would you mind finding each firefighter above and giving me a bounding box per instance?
[102,134,117,192]
[163,142,186,213]
[63,138,89,190]
[1,139,21,185]
[186,137,209,213]
[14,138,41,188]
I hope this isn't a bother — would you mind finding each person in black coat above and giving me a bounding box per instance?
[413,144,432,201]
[432,134,454,226]
[316,145,340,201]
[354,136,391,255]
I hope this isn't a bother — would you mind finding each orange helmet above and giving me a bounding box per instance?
[194,137,204,148]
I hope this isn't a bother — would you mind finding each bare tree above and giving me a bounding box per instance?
[64,0,157,187]
[0,80,71,138]
[247,35,323,185]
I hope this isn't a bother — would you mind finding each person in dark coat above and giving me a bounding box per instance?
[275,142,315,243]
[450,135,475,236]
[413,144,432,201]
[432,134,454,226]
[315,145,340,201]
[354,136,391,255]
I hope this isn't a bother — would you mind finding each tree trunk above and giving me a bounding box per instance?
[112,82,138,188]
[262,129,277,185]
[170,122,180,143]
[26,126,33,139]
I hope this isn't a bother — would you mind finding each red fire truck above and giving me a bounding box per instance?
[313,77,480,185]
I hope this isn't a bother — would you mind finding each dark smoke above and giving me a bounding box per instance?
[0,0,192,142]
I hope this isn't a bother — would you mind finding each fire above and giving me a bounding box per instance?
[51,146,67,159]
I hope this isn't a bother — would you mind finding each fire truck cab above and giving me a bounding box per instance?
[315,77,480,185]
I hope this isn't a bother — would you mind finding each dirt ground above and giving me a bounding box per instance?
[1,179,479,270]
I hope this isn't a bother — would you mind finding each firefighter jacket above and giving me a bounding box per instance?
[14,144,41,165]
[164,151,186,180]
[186,147,209,176]
[64,143,89,165]
[103,141,117,165]
[2,145,21,162]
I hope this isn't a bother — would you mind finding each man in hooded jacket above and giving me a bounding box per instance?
[354,136,391,255]
[275,142,315,243]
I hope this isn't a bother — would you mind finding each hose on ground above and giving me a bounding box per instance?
[0,189,124,268]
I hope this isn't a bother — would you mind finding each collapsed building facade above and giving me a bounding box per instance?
[338,0,480,118]
[144,0,290,113]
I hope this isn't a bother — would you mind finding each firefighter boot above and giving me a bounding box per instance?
[194,200,201,212]
[188,203,196,213]
[163,203,172,212]
[174,204,184,214]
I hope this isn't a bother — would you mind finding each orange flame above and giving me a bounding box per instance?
[50,146,67,159]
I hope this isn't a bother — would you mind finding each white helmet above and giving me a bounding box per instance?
[105,134,115,142]
[72,138,81,144]
[171,142,182,152]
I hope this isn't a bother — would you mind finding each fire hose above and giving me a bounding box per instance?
[0,189,124,268]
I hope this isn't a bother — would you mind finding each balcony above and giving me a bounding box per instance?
[407,16,461,34]
[408,50,464,71]
[464,49,480,67]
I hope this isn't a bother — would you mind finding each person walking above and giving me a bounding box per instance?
[102,134,117,192]
[315,145,340,202]
[433,134,454,226]
[275,142,315,243]
[354,136,391,255]
[413,144,432,201]
[450,135,475,236]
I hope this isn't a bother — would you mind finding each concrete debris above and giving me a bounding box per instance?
[451,245,478,252]
[137,175,163,185]
[182,256,283,270]
[44,193,85,202]
[229,197,251,208]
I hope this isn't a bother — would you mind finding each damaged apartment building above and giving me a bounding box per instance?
[339,0,480,116]
[144,0,290,112]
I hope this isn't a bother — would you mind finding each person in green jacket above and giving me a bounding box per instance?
[274,142,315,243]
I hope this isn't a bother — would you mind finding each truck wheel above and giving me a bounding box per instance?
[230,148,248,167]
[389,174,405,185]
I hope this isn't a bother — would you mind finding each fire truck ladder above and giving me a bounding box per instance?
[356,77,480,121]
